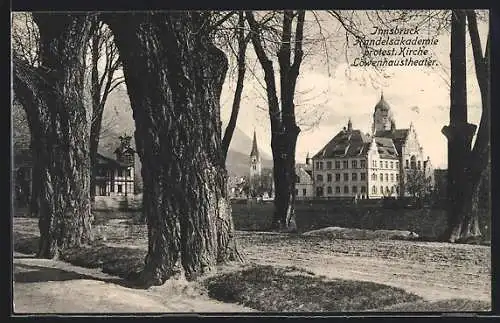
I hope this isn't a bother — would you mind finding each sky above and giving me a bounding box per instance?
[13,11,487,170]
[219,10,489,169]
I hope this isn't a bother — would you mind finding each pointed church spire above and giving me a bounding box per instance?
[250,129,260,159]
[347,117,352,132]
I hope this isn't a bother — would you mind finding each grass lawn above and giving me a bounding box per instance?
[204,265,423,312]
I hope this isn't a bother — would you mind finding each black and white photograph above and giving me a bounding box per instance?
[11,9,491,314]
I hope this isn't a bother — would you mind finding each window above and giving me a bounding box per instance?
[343,160,348,169]
[335,161,341,169]
[390,161,394,169]
[316,186,324,197]
[396,174,399,181]
[319,162,324,170]
[417,160,421,170]
[385,173,389,181]
[352,173,357,181]
[390,173,394,182]
[118,169,123,177]
[327,173,332,182]
[361,186,366,193]
[335,173,340,181]
[396,186,400,194]
[406,160,409,168]
[411,156,416,169]
[118,185,123,193]
[396,161,399,169]
[352,186,358,193]
[335,186,341,193]
[316,174,323,181]
[386,186,390,194]
[295,189,299,195]
[110,184,114,193]
[380,173,383,181]
[352,160,357,168]
[327,161,332,169]
[343,173,349,181]
[380,186,384,195]
[344,186,349,193]
[385,161,388,168]
[372,186,377,194]
[380,161,383,168]
[316,162,320,169]
[327,186,332,194]
[360,160,366,168]
[303,189,307,196]
[296,175,300,183]
[360,173,366,180]
[372,173,377,180]
[391,186,395,193]
[372,160,377,167]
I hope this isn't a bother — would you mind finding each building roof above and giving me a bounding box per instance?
[374,93,391,112]
[374,129,409,155]
[312,129,371,159]
[374,137,399,159]
[250,130,259,159]
[96,153,132,168]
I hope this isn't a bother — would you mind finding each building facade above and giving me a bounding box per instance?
[93,135,136,197]
[311,93,433,199]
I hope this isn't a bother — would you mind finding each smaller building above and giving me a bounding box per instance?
[93,135,136,197]
[295,160,314,199]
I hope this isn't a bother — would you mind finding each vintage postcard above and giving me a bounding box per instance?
[11,9,491,314]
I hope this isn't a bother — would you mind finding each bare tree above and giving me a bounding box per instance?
[87,18,125,197]
[104,11,242,286]
[220,12,250,161]
[246,10,306,231]
[441,10,490,242]
[13,13,93,258]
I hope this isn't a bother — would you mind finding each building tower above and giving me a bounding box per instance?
[372,91,396,134]
[249,129,262,188]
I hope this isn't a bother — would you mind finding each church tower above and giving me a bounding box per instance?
[372,91,396,134]
[249,129,262,182]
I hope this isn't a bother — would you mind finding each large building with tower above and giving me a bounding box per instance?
[311,93,434,199]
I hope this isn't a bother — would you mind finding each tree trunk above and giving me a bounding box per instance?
[13,13,93,259]
[89,29,102,199]
[441,10,480,242]
[221,12,248,161]
[271,129,299,231]
[106,12,242,286]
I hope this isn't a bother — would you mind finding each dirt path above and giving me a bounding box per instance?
[237,232,491,303]
[13,252,255,314]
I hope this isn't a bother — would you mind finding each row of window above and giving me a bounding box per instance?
[372,185,399,195]
[316,172,400,183]
[319,185,367,194]
[315,159,367,170]
[405,159,423,170]
[316,173,366,182]
[315,159,401,171]
[370,173,399,182]
[371,160,399,170]
[97,168,133,178]
[317,185,400,195]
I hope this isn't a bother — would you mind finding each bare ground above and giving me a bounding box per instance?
[13,218,491,312]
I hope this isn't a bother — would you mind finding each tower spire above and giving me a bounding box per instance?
[347,117,352,132]
[250,129,259,159]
